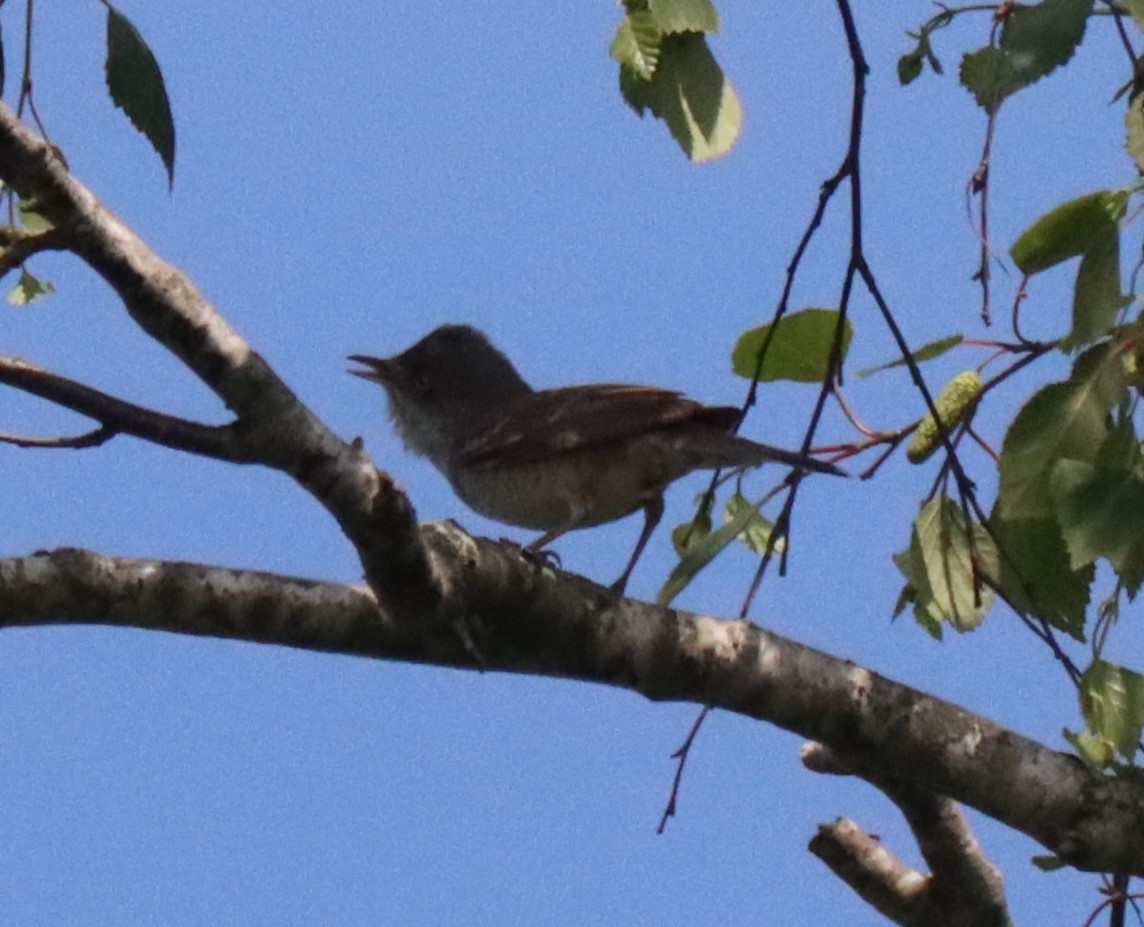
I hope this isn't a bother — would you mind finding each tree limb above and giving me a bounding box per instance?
[0,355,249,459]
[0,100,434,614]
[4,540,1144,877]
[805,743,1011,926]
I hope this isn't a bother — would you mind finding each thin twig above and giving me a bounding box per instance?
[0,424,114,448]
[656,705,711,834]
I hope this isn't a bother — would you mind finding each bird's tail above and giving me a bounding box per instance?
[687,431,846,476]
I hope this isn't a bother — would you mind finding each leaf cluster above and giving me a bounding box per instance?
[610,0,741,162]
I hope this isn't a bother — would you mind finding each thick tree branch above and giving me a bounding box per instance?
[4,541,1144,877]
[0,100,434,613]
[805,743,1010,926]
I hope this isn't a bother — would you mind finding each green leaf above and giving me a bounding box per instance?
[610,12,661,79]
[1079,659,1144,761]
[999,0,1091,71]
[987,514,1090,639]
[671,505,712,555]
[658,492,764,606]
[17,197,53,233]
[1052,419,1144,593]
[1121,0,1144,32]
[899,9,954,83]
[997,346,1125,519]
[1064,727,1114,765]
[959,46,1024,111]
[105,3,176,187]
[890,549,943,639]
[648,0,718,34]
[896,498,998,632]
[890,575,917,621]
[1126,93,1144,174]
[617,32,741,163]
[1010,188,1128,274]
[7,267,54,305]
[1062,224,1125,351]
[723,492,782,555]
[731,309,852,383]
[896,46,924,84]
[897,49,924,86]
[857,334,964,379]
[959,0,1093,111]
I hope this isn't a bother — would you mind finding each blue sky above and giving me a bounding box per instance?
[2,2,1138,924]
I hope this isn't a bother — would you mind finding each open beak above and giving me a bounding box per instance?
[347,354,395,384]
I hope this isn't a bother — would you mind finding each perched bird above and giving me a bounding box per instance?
[350,324,843,593]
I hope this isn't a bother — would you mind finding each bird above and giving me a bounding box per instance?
[349,324,843,593]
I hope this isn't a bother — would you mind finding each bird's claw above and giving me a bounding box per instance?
[501,538,562,572]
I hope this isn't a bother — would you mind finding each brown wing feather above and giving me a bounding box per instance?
[457,384,738,468]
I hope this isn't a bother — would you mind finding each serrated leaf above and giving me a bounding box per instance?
[648,0,718,35]
[987,513,1090,639]
[959,0,1092,111]
[1062,224,1125,351]
[960,47,1022,111]
[857,334,963,379]
[1010,188,1128,274]
[7,267,54,305]
[723,492,782,555]
[908,498,998,631]
[732,309,852,383]
[610,12,661,79]
[1079,659,1144,761]
[997,345,1125,519]
[1000,0,1092,62]
[617,32,741,163]
[105,4,176,187]
[1052,419,1144,592]
[658,493,764,606]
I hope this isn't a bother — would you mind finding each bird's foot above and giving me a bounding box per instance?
[501,537,562,572]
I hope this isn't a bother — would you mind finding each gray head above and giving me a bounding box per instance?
[349,324,532,467]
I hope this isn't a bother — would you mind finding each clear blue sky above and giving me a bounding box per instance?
[2,2,1137,924]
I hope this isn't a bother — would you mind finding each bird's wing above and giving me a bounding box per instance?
[457,384,738,468]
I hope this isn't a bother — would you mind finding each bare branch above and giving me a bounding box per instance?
[0,354,249,460]
[0,424,114,448]
[810,818,927,924]
[805,743,1011,926]
[5,541,1144,877]
[0,100,435,615]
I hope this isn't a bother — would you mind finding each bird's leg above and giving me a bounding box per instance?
[518,527,569,571]
[610,496,664,595]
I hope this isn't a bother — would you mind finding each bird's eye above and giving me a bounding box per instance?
[413,374,432,395]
